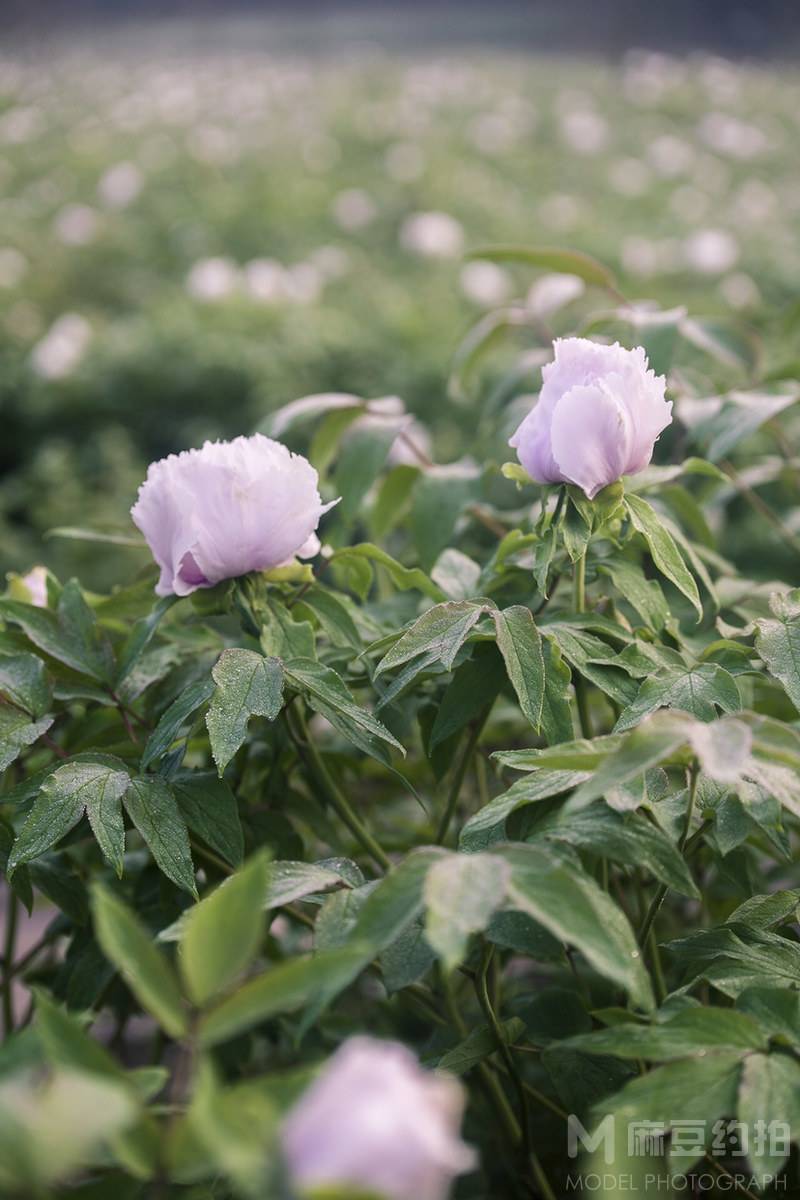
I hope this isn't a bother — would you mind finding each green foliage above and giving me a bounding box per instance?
[3,180,800,1194]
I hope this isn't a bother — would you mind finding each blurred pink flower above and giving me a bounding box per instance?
[282,1037,475,1200]
[132,434,336,596]
[510,337,671,499]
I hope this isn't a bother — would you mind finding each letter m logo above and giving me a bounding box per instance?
[567,1114,615,1164]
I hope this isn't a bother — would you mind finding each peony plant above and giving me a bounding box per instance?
[2,245,800,1200]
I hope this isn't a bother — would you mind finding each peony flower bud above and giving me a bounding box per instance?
[282,1037,476,1200]
[132,434,337,597]
[509,337,672,500]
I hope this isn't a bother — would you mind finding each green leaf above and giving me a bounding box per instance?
[429,643,505,750]
[334,418,404,524]
[0,705,53,773]
[370,464,420,540]
[350,848,446,952]
[299,588,361,651]
[198,947,366,1047]
[173,774,244,869]
[265,391,364,439]
[738,1053,800,1178]
[123,777,197,896]
[491,606,545,730]
[258,597,315,659]
[180,853,270,1006]
[597,558,669,632]
[116,595,178,685]
[679,317,761,375]
[330,543,445,601]
[537,804,700,899]
[736,986,800,1044]
[141,677,215,770]
[563,1007,764,1061]
[468,243,618,290]
[755,591,800,714]
[614,664,741,732]
[666,924,800,998]
[423,853,510,971]
[493,732,625,773]
[376,601,487,677]
[9,758,130,876]
[410,469,481,571]
[597,1052,744,1168]
[284,658,403,763]
[437,1018,527,1075]
[35,990,122,1079]
[0,594,108,682]
[91,883,187,1038]
[460,769,589,850]
[184,1059,279,1197]
[0,653,52,718]
[500,843,654,1009]
[431,548,481,601]
[565,714,691,812]
[206,649,284,776]
[624,493,702,621]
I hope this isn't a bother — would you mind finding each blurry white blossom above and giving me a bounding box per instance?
[459,260,511,307]
[400,211,464,259]
[309,244,350,280]
[560,110,608,155]
[31,314,91,379]
[647,135,694,178]
[332,188,377,231]
[98,161,143,209]
[527,272,585,318]
[684,229,739,275]
[720,272,760,310]
[698,113,767,159]
[186,257,240,301]
[54,204,100,246]
[244,258,288,303]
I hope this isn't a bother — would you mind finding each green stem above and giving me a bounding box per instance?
[573,547,586,613]
[2,891,19,1038]
[289,708,391,872]
[476,946,556,1200]
[435,708,492,845]
[439,967,523,1153]
[572,547,593,739]
[639,764,699,949]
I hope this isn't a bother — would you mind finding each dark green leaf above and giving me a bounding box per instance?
[123,777,197,896]
[142,678,215,770]
[206,649,284,776]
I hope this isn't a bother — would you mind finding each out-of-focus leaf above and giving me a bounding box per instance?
[0,653,52,718]
[423,852,510,970]
[180,853,270,1006]
[91,884,187,1038]
[469,244,618,290]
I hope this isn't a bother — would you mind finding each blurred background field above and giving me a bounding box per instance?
[3,2,800,589]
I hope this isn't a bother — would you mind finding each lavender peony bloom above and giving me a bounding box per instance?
[132,434,336,597]
[509,337,672,500]
[282,1037,476,1200]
